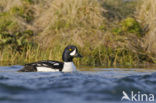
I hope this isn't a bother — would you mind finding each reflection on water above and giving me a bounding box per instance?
[0,65,156,103]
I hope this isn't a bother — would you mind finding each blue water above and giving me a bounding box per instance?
[0,66,156,103]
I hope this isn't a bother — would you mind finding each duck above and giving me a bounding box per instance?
[18,45,82,72]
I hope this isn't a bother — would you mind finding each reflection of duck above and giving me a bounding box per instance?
[18,45,82,72]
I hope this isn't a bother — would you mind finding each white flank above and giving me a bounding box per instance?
[54,63,59,65]
[70,49,76,56]
[37,67,59,72]
[62,62,76,72]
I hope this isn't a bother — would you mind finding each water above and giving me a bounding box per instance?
[0,65,156,103]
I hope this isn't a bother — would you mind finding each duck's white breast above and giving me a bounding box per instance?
[62,62,76,72]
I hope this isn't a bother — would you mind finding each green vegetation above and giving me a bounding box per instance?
[113,17,142,36]
[0,0,156,66]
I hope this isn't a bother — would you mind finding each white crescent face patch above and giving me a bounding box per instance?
[70,49,76,56]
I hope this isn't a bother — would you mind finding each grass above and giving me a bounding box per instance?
[0,44,141,66]
[136,0,156,58]
[0,0,156,66]
[101,0,138,20]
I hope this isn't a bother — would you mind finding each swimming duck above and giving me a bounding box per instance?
[18,45,82,72]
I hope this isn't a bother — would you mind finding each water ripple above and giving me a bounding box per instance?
[0,66,156,103]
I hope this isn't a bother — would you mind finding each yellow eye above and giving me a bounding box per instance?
[69,49,72,51]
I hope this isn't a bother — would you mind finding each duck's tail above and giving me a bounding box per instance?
[18,65,37,72]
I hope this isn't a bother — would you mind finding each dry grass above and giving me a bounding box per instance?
[137,0,156,56]
[33,0,106,47]
[0,0,22,12]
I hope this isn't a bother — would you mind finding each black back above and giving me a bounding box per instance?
[18,60,64,72]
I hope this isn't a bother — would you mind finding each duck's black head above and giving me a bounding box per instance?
[62,45,82,62]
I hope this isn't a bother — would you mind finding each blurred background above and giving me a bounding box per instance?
[0,0,155,67]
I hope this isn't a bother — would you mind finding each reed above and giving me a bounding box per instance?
[0,44,140,66]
